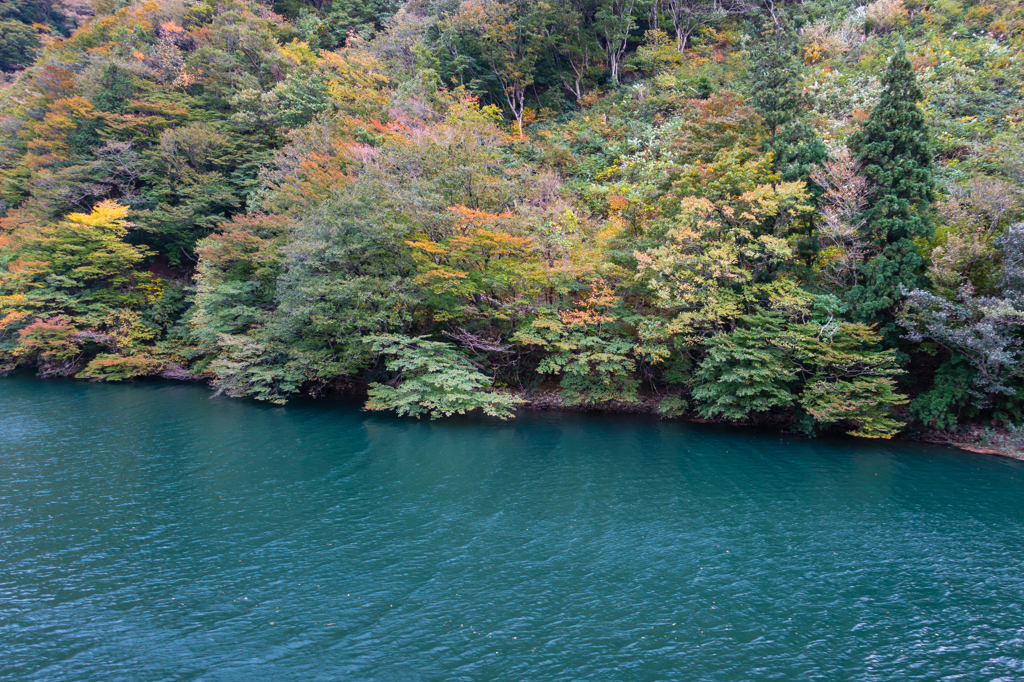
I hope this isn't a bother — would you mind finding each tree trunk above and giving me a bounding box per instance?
[504,86,526,137]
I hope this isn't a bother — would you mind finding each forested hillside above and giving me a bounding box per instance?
[2,0,1023,446]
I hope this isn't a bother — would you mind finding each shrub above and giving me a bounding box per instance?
[365,334,523,419]
[657,395,689,418]
[976,423,1024,457]
[77,354,164,381]
[865,0,910,33]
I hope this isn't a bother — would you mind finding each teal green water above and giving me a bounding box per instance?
[1,375,1023,681]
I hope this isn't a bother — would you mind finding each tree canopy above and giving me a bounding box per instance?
[2,0,1024,441]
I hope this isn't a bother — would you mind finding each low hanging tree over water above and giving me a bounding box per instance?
[3,0,1024,444]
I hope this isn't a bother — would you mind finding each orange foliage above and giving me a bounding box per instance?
[23,97,97,169]
[607,195,629,212]
[406,205,537,301]
[18,316,81,362]
[159,21,184,35]
[31,64,78,100]
[261,147,361,214]
[0,310,31,335]
[449,204,514,230]
[560,279,619,327]
[0,209,34,250]
[663,92,762,162]
[197,214,291,268]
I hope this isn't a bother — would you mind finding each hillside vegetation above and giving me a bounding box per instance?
[2,0,1023,445]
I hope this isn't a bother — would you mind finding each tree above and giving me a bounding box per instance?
[594,0,649,87]
[748,21,826,184]
[404,204,545,323]
[0,201,152,322]
[636,147,813,337]
[694,312,907,437]
[848,39,935,331]
[365,334,523,418]
[266,192,420,388]
[0,201,160,375]
[0,20,40,71]
[900,286,1024,403]
[663,0,753,52]
[898,226,1024,426]
[447,0,546,135]
[811,149,873,290]
[93,64,135,113]
[553,1,605,100]
[515,282,641,406]
[191,212,291,349]
[692,314,796,419]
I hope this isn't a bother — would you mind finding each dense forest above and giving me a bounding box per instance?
[1,0,1023,448]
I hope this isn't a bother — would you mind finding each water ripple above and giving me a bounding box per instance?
[1,374,1023,681]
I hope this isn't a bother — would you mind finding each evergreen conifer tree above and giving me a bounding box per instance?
[750,21,801,137]
[749,20,827,185]
[847,38,935,334]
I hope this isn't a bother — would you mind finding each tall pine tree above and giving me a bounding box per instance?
[749,20,827,186]
[847,38,935,336]
[750,21,801,137]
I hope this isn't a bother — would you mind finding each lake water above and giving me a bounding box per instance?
[1,374,1023,681]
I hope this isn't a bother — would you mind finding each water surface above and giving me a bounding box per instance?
[1,375,1023,681]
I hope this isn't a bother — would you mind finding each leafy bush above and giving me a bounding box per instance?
[77,354,164,381]
[365,335,522,419]
[908,356,978,430]
[864,0,910,33]
[692,320,796,421]
[693,313,907,437]
[515,313,640,407]
[656,394,689,418]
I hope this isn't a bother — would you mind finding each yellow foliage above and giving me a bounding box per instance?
[318,49,390,121]
[23,97,97,169]
[865,0,910,32]
[66,200,131,231]
[280,40,318,68]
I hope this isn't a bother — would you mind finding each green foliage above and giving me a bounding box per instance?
[749,21,802,137]
[692,318,796,420]
[693,313,907,437]
[272,67,333,128]
[209,333,305,404]
[365,334,523,419]
[908,355,977,430]
[0,0,1020,442]
[274,0,401,45]
[749,21,827,191]
[0,20,40,70]
[847,39,936,330]
[768,119,828,186]
[656,394,689,418]
[93,64,135,113]
[515,312,640,406]
[800,377,907,439]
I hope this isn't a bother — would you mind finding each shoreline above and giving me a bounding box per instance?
[514,387,1024,462]
[5,370,1023,462]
